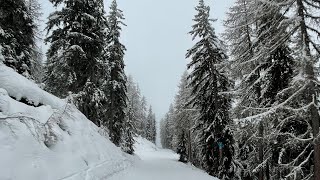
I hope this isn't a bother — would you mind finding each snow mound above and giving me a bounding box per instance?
[134,136,158,153]
[0,63,64,108]
[0,64,132,180]
[133,136,170,160]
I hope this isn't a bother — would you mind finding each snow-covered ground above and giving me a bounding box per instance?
[0,63,217,180]
[0,63,133,180]
[109,136,218,180]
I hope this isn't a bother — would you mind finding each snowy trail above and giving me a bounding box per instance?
[108,144,218,180]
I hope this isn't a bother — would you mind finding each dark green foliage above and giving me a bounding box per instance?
[0,0,38,78]
[121,109,135,155]
[45,0,106,97]
[44,0,108,129]
[186,0,235,178]
[76,80,107,127]
[146,106,156,143]
[177,131,188,163]
[104,0,127,147]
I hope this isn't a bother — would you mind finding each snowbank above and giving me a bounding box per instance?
[0,64,132,180]
[0,63,64,108]
[133,136,177,160]
[134,136,158,153]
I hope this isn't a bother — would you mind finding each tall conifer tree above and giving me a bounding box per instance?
[225,0,320,179]
[105,0,127,146]
[0,0,38,79]
[45,0,106,97]
[186,1,234,178]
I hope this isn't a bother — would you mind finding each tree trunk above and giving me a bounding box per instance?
[296,0,320,179]
[188,127,192,163]
[258,122,264,180]
[266,160,270,180]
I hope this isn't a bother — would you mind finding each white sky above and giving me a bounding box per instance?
[39,0,235,120]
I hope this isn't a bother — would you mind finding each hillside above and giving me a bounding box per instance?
[0,63,132,180]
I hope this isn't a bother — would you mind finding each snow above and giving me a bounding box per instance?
[0,63,132,180]
[0,63,218,180]
[110,137,219,180]
[0,63,64,108]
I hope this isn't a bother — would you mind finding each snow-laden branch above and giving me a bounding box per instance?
[235,81,308,122]
[284,149,313,180]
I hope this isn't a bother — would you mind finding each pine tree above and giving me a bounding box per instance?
[139,96,148,138]
[126,75,153,139]
[225,1,295,179]
[186,0,234,178]
[225,0,320,179]
[274,0,320,178]
[146,105,156,143]
[77,80,108,126]
[45,0,106,97]
[177,131,188,163]
[160,117,167,148]
[0,0,39,79]
[146,106,153,141]
[104,0,127,146]
[171,71,197,163]
[121,106,135,155]
[167,104,175,149]
[151,112,157,143]
[26,0,43,83]
[126,76,142,134]
[160,105,175,149]
[223,0,255,79]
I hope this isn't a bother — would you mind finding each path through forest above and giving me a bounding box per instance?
[108,138,218,180]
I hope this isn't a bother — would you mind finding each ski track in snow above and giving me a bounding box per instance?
[108,138,218,180]
[57,159,131,180]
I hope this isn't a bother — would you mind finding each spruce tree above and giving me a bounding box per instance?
[186,0,234,178]
[45,0,106,97]
[160,117,167,148]
[151,112,156,143]
[166,104,175,149]
[45,0,108,128]
[160,105,175,149]
[171,71,197,163]
[26,0,43,83]
[127,76,143,135]
[146,106,153,141]
[121,107,135,155]
[0,0,38,79]
[177,131,188,163]
[138,96,148,138]
[146,105,156,143]
[176,71,200,165]
[104,0,127,146]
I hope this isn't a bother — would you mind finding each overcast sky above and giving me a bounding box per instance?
[39,0,235,120]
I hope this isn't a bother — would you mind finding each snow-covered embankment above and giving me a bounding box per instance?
[0,64,132,180]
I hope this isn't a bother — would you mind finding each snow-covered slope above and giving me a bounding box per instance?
[0,64,132,180]
[134,136,159,157]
